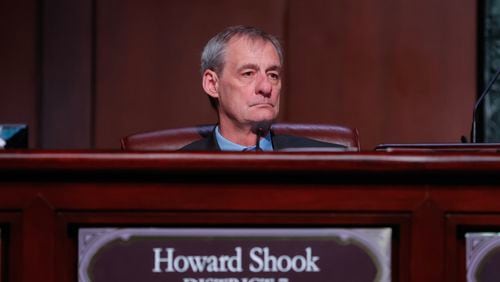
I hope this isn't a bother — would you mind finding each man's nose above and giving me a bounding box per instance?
[255,73,272,97]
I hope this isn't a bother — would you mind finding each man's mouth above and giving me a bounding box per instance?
[250,103,274,107]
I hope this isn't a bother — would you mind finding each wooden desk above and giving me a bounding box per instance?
[1,151,500,282]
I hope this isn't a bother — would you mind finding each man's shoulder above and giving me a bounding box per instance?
[272,134,347,150]
[180,137,210,151]
[180,135,219,151]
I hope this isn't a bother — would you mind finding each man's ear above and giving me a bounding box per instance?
[202,69,219,98]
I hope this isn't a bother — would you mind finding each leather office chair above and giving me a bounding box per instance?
[121,123,360,151]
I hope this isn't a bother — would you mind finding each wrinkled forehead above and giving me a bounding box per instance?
[224,35,281,65]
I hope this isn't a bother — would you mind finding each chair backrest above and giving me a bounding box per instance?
[121,123,360,151]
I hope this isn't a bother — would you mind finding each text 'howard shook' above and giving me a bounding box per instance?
[152,247,321,273]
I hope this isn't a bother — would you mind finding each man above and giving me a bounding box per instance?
[182,25,346,151]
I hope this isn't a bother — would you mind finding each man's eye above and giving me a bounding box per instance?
[268,73,280,80]
[242,71,254,77]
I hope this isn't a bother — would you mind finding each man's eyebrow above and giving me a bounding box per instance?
[267,65,282,72]
[237,64,282,73]
[237,64,259,72]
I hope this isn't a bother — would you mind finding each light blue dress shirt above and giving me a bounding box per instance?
[215,126,273,151]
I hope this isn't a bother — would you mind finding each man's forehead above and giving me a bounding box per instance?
[225,36,280,64]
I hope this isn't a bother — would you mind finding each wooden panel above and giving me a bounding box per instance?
[90,0,477,149]
[410,200,445,281]
[40,0,93,149]
[21,196,56,282]
[0,213,22,282]
[0,1,478,150]
[1,151,500,281]
[95,0,287,148]
[286,0,476,149]
[0,0,39,148]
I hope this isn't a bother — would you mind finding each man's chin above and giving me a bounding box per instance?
[249,113,277,123]
[251,107,277,116]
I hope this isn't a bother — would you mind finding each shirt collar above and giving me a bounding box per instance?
[215,125,273,151]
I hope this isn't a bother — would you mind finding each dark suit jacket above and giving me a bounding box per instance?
[180,128,346,151]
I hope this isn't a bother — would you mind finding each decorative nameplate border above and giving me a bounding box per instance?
[79,228,391,282]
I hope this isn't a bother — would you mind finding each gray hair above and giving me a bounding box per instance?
[201,26,284,109]
[201,25,284,75]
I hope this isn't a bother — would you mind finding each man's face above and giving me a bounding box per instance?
[208,36,282,130]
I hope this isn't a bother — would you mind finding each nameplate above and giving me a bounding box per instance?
[79,228,391,282]
[466,232,500,281]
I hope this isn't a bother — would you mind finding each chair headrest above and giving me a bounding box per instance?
[121,123,360,151]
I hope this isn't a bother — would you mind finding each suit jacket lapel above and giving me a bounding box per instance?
[209,125,222,151]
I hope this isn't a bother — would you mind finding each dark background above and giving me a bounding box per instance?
[0,0,477,150]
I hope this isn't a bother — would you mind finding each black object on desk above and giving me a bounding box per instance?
[0,124,28,149]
